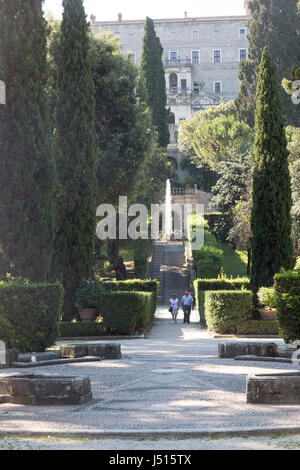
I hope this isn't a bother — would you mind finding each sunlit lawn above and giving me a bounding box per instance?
[220,244,249,278]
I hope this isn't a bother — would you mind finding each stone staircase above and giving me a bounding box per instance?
[150,242,189,306]
[150,244,165,304]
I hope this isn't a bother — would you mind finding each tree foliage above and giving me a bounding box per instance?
[54,0,98,320]
[0,0,55,281]
[287,127,300,256]
[251,48,293,295]
[138,17,169,148]
[236,0,300,127]
[178,101,237,161]
[191,114,253,172]
[209,155,252,244]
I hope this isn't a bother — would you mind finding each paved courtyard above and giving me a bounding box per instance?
[0,307,300,438]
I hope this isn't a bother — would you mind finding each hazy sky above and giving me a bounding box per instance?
[43,0,247,21]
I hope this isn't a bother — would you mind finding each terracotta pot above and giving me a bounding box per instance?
[79,308,98,323]
[259,309,277,321]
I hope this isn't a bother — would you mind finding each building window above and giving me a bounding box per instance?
[239,49,247,61]
[192,51,200,64]
[128,53,136,63]
[170,51,178,62]
[213,50,221,63]
[214,81,222,94]
[169,73,178,94]
[193,82,200,95]
[239,28,246,38]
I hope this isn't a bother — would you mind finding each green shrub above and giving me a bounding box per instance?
[102,279,159,315]
[75,279,105,309]
[194,277,250,325]
[0,315,15,348]
[274,270,300,343]
[238,320,279,336]
[204,213,222,233]
[0,281,63,352]
[205,290,252,334]
[100,291,154,335]
[59,321,106,337]
[257,287,277,309]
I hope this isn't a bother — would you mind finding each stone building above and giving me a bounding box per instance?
[92,2,250,184]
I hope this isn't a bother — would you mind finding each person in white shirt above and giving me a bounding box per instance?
[181,291,194,324]
[169,293,179,324]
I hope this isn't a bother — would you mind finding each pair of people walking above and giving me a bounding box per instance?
[168,291,195,324]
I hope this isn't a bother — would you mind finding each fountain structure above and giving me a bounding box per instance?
[163,179,172,240]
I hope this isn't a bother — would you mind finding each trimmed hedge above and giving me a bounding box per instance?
[205,290,252,334]
[59,321,106,337]
[102,279,158,293]
[239,320,279,336]
[0,281,64,352]
[102,280,159,316]
[100,291,154,335]
[194,278,250,325]
[274,270,300,343]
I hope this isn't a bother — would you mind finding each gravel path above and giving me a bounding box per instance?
[0,435,300,450]
[0,308,299,437]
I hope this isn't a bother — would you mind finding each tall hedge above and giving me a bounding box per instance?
[194,278,250,325]
[274,270,300,342]
[100,292,154,335]
[102,279,159,315]
[55,0,98,320]
[0,0,55,281]
[251,47,293,296]
[0,281,64,352]
[205,290,253,334]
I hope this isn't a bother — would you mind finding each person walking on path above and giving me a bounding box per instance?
[169,293,180,324]
[181,291,194,324]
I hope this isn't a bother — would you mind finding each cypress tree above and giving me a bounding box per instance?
[138,17,169,148]
[236,0,300,127]
[55,0,98,320]
[0,0,55,281]
[251,47,293,295]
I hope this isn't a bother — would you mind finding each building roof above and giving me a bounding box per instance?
[94,15,249,26]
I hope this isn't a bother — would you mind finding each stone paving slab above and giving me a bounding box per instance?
[0,308,299,435]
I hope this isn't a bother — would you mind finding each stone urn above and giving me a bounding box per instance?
[259,309,277,321]
[79,308,98,323]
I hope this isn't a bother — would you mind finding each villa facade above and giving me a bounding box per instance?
[92,2,250,183]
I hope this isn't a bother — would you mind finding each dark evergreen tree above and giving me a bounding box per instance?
[0,0,55,281]
[91,33,166,277]
[236,0,300,127]
[138,17,169,148]
[55,0,98,320]
[251,48,293,295]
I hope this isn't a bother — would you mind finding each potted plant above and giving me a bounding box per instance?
[257,287,277,320]
[75,280,104,323]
